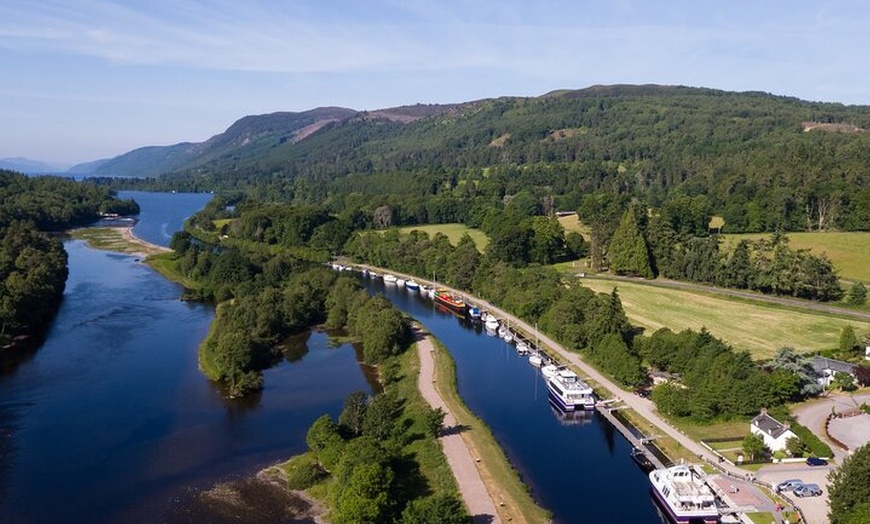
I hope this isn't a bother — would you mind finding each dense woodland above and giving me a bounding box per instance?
[166,232,410,397]
[102,86,870,236]
[0,170,139,348]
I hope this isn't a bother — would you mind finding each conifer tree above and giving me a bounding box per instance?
[608,207,654,278]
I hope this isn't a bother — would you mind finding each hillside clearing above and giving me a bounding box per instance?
[397,223,489,250]
[579,277,870,359]
[722,231,870,283]
[556,213,591,237]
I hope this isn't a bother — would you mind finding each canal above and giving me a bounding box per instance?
[361,277,664,524]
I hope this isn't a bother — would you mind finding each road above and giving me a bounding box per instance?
[349,263,794,520]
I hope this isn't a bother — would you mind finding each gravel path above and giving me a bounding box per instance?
[416,331,503,524]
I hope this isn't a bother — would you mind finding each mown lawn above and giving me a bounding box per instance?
[579,278,870,358]
[722,231,870,283]
[397,223,489,250]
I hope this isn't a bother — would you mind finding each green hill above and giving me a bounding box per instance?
[105,85,870,233]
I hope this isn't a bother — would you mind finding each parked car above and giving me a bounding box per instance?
[806,457,828,466]
[794,483,822,497]
[775,479,803,493]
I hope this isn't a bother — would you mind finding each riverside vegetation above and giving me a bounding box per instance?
[0,170,139,348]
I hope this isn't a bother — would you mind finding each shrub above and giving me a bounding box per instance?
[284,455,327,490]
[789,421,833,458]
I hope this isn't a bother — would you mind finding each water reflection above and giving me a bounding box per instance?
[360,275,663,524]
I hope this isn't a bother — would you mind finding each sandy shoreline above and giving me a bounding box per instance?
[69,225,172,258]
[116,225,172,256]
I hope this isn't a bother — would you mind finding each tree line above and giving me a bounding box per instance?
[1,170,139,348]
[603,201,844,301]
[167,233,411,397]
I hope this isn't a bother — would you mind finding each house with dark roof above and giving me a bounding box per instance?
[750,409,797,453]
[811,356,856,388]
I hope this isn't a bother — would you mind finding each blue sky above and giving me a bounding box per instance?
[2,0,868,166]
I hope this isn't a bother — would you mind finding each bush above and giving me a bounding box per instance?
[284,455,327,490]
[789,420,833,458]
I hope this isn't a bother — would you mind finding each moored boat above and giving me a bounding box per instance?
[396,278,406,287]
[484,315,499,331]
[405,280,420,291]
[528,351,543,367]
[383,274,398,285]
[516,340,530,355]
[468,306,482,321]
[546,368,595,411]
[541,363,561,379]
[433,288,467,313]
[648,465,719,524]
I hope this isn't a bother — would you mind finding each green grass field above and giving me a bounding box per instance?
[397,223,489,250]
[723,231,870,283]
[579,278,870,359]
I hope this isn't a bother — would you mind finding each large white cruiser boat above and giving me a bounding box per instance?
[546,368,595,411]
[649,465,719,524]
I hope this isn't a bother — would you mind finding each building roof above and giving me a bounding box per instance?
[811,356,855,375]
[751,411,793,440]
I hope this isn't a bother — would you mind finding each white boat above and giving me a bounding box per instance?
[528,351,543,367]
[649,465,720,524]
[396,278,406,287]
[516,341,530,355]
[369,271,382,279]
[383,274,398,285]
[546,368,595,411]
[503,330,514,343]
[484,316,499,331]
[541,363,560,379]
[405,280,420,291]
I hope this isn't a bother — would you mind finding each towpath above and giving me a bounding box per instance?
[415,329,503,524]
[350,263,804,521]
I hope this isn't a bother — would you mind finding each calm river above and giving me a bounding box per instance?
[0,193,374,523]
[362,278,665,524]
[0,191,663,523]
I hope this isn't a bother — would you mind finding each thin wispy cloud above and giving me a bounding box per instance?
[1,0,869,164]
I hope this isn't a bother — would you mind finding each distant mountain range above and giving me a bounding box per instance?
[67,104,457,178]
[0,157,70,175]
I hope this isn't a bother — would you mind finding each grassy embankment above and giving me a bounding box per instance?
[580,278,870,359]
[271,336,550,524]
[397,223,490,251]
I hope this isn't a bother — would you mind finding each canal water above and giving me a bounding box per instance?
[361,278,664,524]
[0,193,374,523]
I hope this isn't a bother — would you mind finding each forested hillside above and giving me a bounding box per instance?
[0,170,140,348]
[109,85,870,234]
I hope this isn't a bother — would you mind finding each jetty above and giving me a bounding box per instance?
[595,402,667,470]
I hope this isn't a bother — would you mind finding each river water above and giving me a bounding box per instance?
[0,193,374,523]
[361,278,664,524]
[0,191,663,523]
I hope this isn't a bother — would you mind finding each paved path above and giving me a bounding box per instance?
[416,330,503,524]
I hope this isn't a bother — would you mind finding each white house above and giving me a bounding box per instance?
[811,356,856,388]
[750,410,797,453]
